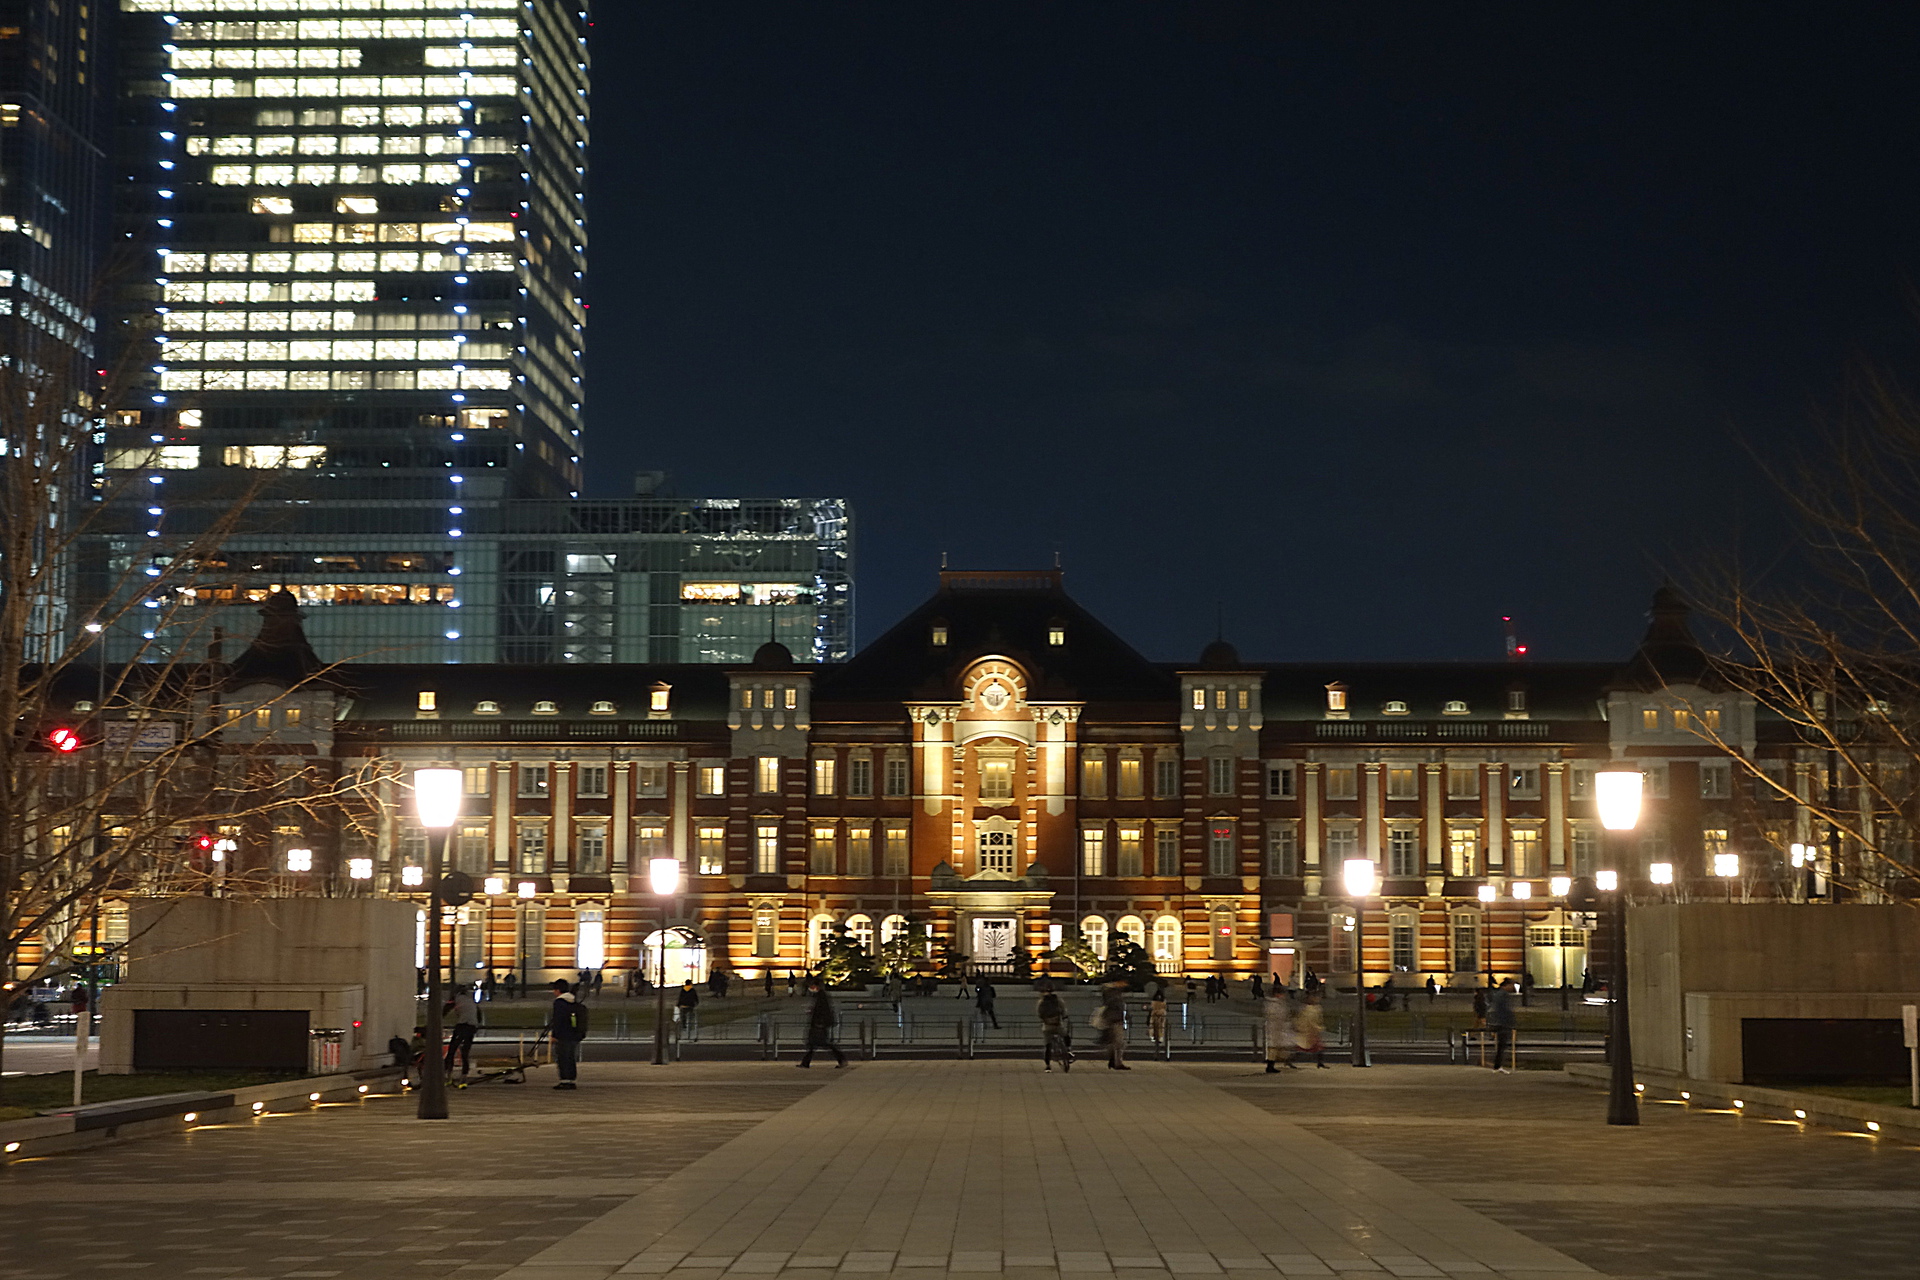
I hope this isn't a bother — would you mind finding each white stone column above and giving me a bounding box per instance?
[611,761,631,871]
[670,761,691,863]
[492,761,512,869]
[1485,763,1504,879]
[1302,763,1322,896]
[1424,763,1443,872]
[552,761,573,870]
[1363,762,1383,862]
[1546,761,1566,870]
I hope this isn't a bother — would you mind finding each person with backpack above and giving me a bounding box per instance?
[1036,982,1072,1071]
[547,979,589,1090]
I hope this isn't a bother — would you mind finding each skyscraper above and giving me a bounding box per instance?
[94,0,591,661]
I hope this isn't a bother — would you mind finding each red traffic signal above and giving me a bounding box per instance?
[193,832,214,853]
[47,728,81,753]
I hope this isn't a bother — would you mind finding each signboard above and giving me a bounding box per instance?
[1904,1004,1917,1051]
[104,721,178,753]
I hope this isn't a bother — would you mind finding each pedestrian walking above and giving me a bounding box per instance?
[482,970,498,1002]
[1294,993,1328,1068]
[1263,989,1294,1072]
[1486,977,1519,1072]
[797,976,846,1068]
[1520,969,1534,1008]
[975,977,1000,1028]
[1471,986,1488,1028]
[1184,976,1197,1004]
[765,969,775,998]
[1251,973,1265,1002]
[786,972,797,997]
[1425,975,1438,1004]
[957,968,973,1001]
[676,979,701,1036]
[1037,982,1073,1072]
[1095,981,1129,1069]
[1148,987,1168,1048]
[444,984,479,1077]
[547,979,590,1090]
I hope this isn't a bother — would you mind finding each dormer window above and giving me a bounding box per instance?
[532,700,558,716]
[73,700,94,713]
[1442,700,1469,716]
[417,691,437,712]
[1325,684,1347,712]
[785,687,797,711]
[1237,689,1250,711]
[931,624,948,647]
[1508,688,1527,713]
[1382,700,1408,716]
[473,700,500,715]
[1191,689,1205,711]
[589,700,617,716]
[649,683,671,715]
[1047,623,1066,646]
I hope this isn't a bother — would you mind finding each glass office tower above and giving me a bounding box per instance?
[95,0,590,662]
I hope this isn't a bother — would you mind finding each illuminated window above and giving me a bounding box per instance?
[1448,826,1479,877]
[416,691,436,713]
[883,824,909,876]
[1704,707,1723,731]
[1191,688,1205,711]
[1509,826,1542,877]
[979,757,1013,801]
[1324,765,1357,800]
[1673,708,1691,732]
[463,766,490,796]
[1115,827,1143,877]
[696,826,726,875]
[1081,827,1106,876]
[1446,765,1479,799]
[697,764,725,796]
[977,826,1016,875]
[1326,684,1347,712]
[846,826,873,875]
[755,757,781,794]
[253,708,272,729]
[1048,624,1066,646]
[810,826,837,874]
[931,624,948,646]
[588,701,616,716]
[650,684,671,714]
[1080,752,1107,798]
[1443,700,1470,716]
[515,825,546,874]
[754,824,781,875]
[1386,766,1418,800]
[1642,707,1661,731]
[1152,915,1181,961]
[1382,700,1409,716]
[1081,916,1109,959]
[1116,753,1143,799]
[785,688,798,711]
[812,757,837,797]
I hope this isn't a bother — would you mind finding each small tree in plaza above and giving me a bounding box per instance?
[1103,936,1156,989]
[877,918,931,979]
[1047,927,1100,980]
[815,921,875,987]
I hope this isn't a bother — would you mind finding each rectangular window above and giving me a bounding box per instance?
[515,825,546,874]
[754,908,778,959]
[1387,827,1419,877]
[1082,827,1107,876]
[754,824,781,875]
[1673,708,1691,733]
[1569,766,1592,800]
[1266,823,1298,877]
[636,824,668,862]
[1446,765,1479,799]
[1508,827,1541,877]
[810,825,837,875]
[1081,753,1108,798]
[1386,766,1418,801]
[1509,766,1541,799]
[883,825,909,876]
[575,826,608,874]
[1701,827,1729,856]
[636,763,668,796]
[1116,827,1143,877]
[1448,826,1479,877]
[847,826,873,876]
[462,765,490,796]
[755,756,782,794]
[1116,755,1143,799]
[1324,765,1358,801]
[1639,821,1672,862]
[1325,826,1359,863]
[517,764,548,798]
[1266,762,1297,799]
[1452,918,1479,973]
[1703,707,1723,732]
[1330,912,1355,973]
[696,825,726,875]
[1155,827,1181,876]
[1699,760,1731,799]
[1642,708,1661,731]
[1209,757,1237,796]
[577,765,609,798]
[696,764,725,796]
[455,824,488,874]
[576,908,606,970]
[812,757,837,797]
[1155,755,1181,798]
[979,757,1013,800]
[1643,763,1670,798]
[848,756,874,797]
[1571,825,1598,877]
[520,906,546,975]
[1207,821,1236,876]
[883,756,910,797]
[400,827,428,866]
[1391,918,1417,973]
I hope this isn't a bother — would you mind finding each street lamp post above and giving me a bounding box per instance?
[412,768,462,1121]
[1595,763,1643,1127]
[1343,858,1376,1068]
[649,856,680,1066]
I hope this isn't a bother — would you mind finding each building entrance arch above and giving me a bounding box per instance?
[641,927,709,988]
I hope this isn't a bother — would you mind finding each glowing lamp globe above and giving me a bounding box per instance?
[411,768,463,830]
[1594,765,1643,831]
[1342,858,1377,898]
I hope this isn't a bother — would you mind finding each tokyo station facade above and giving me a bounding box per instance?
[200,569,1797,989]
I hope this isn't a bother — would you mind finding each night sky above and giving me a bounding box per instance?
[586,3,1920,664]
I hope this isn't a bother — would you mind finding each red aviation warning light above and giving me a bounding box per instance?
[47,727,81,753]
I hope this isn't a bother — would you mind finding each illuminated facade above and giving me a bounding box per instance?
[87,574,1815,991]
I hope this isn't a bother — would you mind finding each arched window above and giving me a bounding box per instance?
[1152,915,1181,962]
[1080,915,1109,959]
[1116,914,1146,949]
[1210,905,1236,961]
[808,913,835,962]
[846,913,874,953]
[753,907,778,959]
[880,913,909,943]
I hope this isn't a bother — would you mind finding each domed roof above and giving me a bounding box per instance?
[751,640,795,670]
[1199,638,1241,670]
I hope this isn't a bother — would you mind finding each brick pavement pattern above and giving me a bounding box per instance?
[1,1059,1917,1280]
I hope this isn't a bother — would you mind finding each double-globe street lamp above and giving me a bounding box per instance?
[1594,763,1644,1127]
[650,855,681,1066]
[412,768,463,1121]
[1344,857,1377,1068]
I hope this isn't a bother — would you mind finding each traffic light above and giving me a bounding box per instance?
[46,727,81,753]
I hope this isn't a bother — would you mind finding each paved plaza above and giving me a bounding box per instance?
[0,1058,1914,1280]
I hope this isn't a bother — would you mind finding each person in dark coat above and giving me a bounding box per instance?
[1036,982,1072,1072]
[1486,978,1519,1072]
[676,980,701,1035]
[974,977,1000,1028]
[548,979,589,1090]
[797,976,846,1068]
